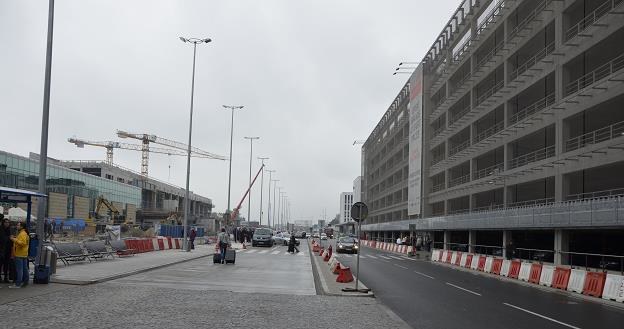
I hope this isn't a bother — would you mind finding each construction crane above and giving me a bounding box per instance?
[68,137,217,174]
[230,163,265,223]
[353,140,365,145]
[117,130,228,176]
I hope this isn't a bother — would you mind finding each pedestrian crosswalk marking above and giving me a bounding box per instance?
[298,252,306,256]
[343,254,352,258]
[271,250,281,255]
[379,255,391,260]
[245,249,257,254]
[258,250,269,254]
[366,255,377,259]
[388,255,403,260]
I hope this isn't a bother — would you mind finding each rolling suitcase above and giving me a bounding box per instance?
[224,249,236,264]
[213,253,222,264]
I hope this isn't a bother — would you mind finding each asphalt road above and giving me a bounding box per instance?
[333,241,624,329]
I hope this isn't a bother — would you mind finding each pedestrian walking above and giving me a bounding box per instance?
[9,222,29,288]
[189,228,196,250]
[288,235,299,254]
[0,219,12,283]
[217,228,230,264]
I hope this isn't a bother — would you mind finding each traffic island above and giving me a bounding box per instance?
[308,240,374,297]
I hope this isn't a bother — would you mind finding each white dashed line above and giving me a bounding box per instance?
[271,250,281,255]
[258,250,268,254]
[394,264,409,269]
[388,256,403,260]
[245,249,257,254]
[379,256,392,260]
[366,255,377,259]
[445,282,482,296]
[503,303,581,329]
[414,271,435,279]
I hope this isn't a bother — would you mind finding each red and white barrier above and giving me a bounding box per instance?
[539,265,554,287]
[451,252,458,265]
[442,250,449,263]
[460,253,468,267]
[484,256,494,273]
[602,274,624,303]
[432,249,440,261]
[518,262,532,282]
[470,254,479,270]
[567,269,587,294]
[500,259,511,277]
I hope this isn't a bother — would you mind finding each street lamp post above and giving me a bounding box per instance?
[222,105,244,221]
[244,137,259,222]
[272,181,280,229]
[266,170,275,227]
[258,157,269,226]
[179,36,211,251]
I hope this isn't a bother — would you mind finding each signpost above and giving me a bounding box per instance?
[342,202,370,293]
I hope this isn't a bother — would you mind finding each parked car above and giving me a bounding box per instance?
[336,237,358,253]
[252,228,274,247]
[273,233,300,246]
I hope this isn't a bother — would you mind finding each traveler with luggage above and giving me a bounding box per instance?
[9,222,29,288]
[217,228,230,264]
[0,218,12,283]
[189,228,196,250]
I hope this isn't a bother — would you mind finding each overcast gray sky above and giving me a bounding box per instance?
[0,0,457,222]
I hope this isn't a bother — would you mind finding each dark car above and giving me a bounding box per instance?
[336,237,359,254]
[252,228,274,247]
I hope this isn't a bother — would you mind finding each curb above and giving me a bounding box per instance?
[51,252,213,285]
[308,242,374,298]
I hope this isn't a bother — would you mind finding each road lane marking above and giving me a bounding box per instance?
[503,303,581,329]
[366,255,377,259]
[297,252,306,256]
[245,249,257,254]
[388,256,403,260]
[401,256,415,261]
[258,250,269,254]
[414,271,435,279]
[379,256,392,260]
[394,264,409,269]
[445,282,482,296]
[344,254,352,257]
[271,250,281,255]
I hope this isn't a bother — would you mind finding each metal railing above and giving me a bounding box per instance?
[477,0,506,35]
[448,173,471,187]
[507,197,555,208]
[432,125,446,138]
[561,251,624,274]
[475,41,506,70]
[432,183,446,193]
[566,188,624,201]
[565,0,624,41]
[475,80,504,105]
[449,139,471,156]
[564,52,624,96]
[508,145,555,169]
[473,120,504,143]
[509,42,555,81]
[434,95,448,109]
[473,163,504,180]
[431,154,445,166]
[508,93,555,125]
[565,120,624,152]
[515,247,555,263]
[508,0,552,39]
[453,37,473,63]
[447,208,471,215]
[449,104,472,124]
[452,71,472,92]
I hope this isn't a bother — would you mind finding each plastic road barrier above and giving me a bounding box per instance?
[528,263,543,284]
[602,274,624,303]
[442,250,449,263]
[336,264,354,283]
[539,265,554,287]
[567,269,587,294]
[460,253,468,267]
[491,258,503,275]
[332,261,341,274]
[518,262,532,282]
[464,254,474,269]
[477,256,487,271]
[508,260,522,279]
[455,252,463,266]
[583,272,606,298]
[431,249,439,261]
[552,267,571,290]
[500,260,511,277]
[484,257,494,273]
[470,254,480,270]
[446,251,453,263]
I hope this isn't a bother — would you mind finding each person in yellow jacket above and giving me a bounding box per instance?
[9,222,29,288]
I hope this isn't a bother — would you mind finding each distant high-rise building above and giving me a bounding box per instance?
[339,192,354,223]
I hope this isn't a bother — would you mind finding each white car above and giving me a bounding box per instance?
[320,233,328,240]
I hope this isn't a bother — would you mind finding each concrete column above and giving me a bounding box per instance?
[554,229,570,265]
[555,173,564,202]
[468,230,477,253]
[444,230,452,250]
[502,230,513,259]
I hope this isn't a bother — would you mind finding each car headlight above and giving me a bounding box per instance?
[338,244,343,248]
[354,245,359,248]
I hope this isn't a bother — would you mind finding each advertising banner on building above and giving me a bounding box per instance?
[408,64,424,215]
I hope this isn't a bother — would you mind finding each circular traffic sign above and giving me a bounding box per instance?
[350,202,368,222]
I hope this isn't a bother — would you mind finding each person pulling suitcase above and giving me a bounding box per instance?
[288,235,299,254]
[217,228,230,264]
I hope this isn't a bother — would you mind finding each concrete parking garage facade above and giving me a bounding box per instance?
[362,0,624,269]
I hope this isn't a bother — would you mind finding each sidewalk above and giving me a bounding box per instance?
[51,244,214,285]
[308,241,374,297]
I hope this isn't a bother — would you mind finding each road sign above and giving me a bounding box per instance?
[350,202,368,222]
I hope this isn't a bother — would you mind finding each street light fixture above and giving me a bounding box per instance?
[266,170,275,228]
[258,157,269,226]
[272,181,280,229]
[223,105,244,218]
[180,35,211,251]
[244,136,260,222]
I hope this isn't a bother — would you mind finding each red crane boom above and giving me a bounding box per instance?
[230,164,265,222]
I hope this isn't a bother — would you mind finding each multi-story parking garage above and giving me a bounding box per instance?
[362,0,624,270]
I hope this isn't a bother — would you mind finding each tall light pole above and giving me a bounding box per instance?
[222,105,244,221]
[180,36,211,251]
[277,188,283,230]
[244,136,259,222]
[266,170,275,228]
[272,181,280,229]
[36,0,55,264]
[280,192,286,231]
[258,157,269,226]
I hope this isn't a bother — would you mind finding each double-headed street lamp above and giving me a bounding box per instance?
[222,105,244,220]
[258,157,269,226]
[244,137,260,222]
[272,180,280,229]
[179,36,211,251]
